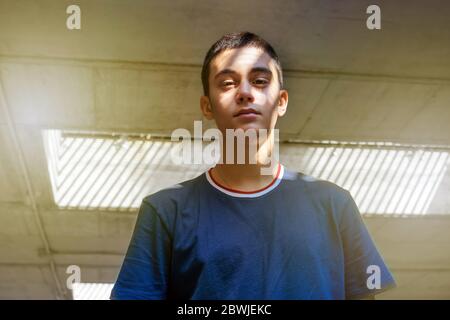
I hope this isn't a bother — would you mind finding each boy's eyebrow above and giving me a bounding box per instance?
[214,67,273,79]
[251,67,273,76]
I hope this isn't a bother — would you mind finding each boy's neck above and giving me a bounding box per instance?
[210,161,280,192]
[210,128,280,191]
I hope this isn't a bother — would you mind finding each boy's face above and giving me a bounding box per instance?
[200,47,288,134]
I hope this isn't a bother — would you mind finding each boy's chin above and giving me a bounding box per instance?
[228,123,270,132]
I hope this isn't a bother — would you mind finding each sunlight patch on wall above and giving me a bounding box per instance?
[292,141,449,215]
[42,129,209,210]
[71,283,113,300]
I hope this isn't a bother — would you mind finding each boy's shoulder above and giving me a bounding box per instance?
[284,168,351,202]
[142,172,205,209]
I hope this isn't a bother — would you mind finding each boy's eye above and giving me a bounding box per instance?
[222,80,235,87]
[253,78,269,85]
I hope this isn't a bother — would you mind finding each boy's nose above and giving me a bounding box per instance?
[236,81,254,104]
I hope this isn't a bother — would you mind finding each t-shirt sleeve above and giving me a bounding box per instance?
[338,190,396,299]
[110,200,172,299]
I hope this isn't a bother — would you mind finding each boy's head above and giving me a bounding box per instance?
[200,31,288,133]
[201,32,284,97]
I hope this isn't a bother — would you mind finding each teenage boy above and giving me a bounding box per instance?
[111,32,396,300]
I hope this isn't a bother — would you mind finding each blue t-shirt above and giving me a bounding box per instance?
[111,164,395,299]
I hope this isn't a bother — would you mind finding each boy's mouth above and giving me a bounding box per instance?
[234,108,261,117]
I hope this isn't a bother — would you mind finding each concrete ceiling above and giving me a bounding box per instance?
[0,0,449,143]
[0,0,449,299]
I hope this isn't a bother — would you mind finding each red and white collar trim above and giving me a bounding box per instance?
[206,164,284,198]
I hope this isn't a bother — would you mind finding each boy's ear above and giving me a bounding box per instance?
[277,89,288,117]
[200,95,214,120]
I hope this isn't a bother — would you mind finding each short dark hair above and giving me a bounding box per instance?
[201,31,284,97]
